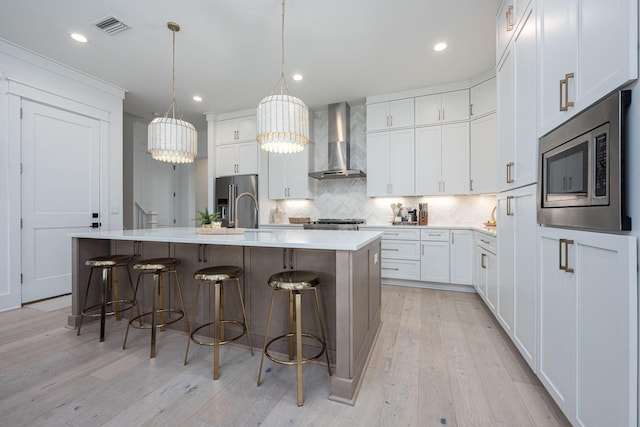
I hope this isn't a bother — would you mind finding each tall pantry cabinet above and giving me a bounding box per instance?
[495,0,538,371]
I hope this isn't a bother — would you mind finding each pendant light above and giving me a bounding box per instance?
[256,0,310,154]
[148,22,197,164]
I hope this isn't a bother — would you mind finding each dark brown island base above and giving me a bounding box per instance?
[68,227,383,405]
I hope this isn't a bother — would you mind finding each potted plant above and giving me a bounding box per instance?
[194,207,221,228]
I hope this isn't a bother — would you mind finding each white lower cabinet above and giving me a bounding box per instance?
[371,228,421,281]
[497,184,537,368]
[474,232,497,312]
[449,229,473,285]
[538,226,637,427]
[420,229,450,283]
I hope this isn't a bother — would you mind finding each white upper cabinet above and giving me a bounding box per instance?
[366,99,414,131]
[497,0,533,64]
[216,115,257,145]
[215,142,258,177]
[268,147,314,199]
[470,78,496,119]
[366,129,415,196]
[497,4,537,191]
[538,0,637,136]
[470,113,497,194]
[415,122,469,195]
[415,90,469,126]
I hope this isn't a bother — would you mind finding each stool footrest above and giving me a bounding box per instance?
[81,300,135,318]
[129,309,184,329]
[190,320,247,346]
[264,332,326,366]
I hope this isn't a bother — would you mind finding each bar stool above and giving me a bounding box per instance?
[122,257,188,358]
[77,254,137,342]
[257,270,332,406]
[184,265,253,379]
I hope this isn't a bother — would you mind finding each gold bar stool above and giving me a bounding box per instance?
[77,254,137,342]
[122,257,188,358]
[257,270,332,406]
[184,265,253,380]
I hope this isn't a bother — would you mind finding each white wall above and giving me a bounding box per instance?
[0,39,124,311]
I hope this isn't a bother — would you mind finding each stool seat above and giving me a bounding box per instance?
[85,254,133,268]
[268,271,319,291]
[193,265,242,282]
[133,258,180,271]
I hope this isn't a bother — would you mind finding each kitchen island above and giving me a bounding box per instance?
[68,227,382,405]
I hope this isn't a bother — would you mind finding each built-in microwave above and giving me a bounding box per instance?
[537,90,631,232]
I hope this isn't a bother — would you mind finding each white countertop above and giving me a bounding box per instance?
[69,227,383,251]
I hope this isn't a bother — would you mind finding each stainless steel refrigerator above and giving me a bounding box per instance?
[215,174,258,228]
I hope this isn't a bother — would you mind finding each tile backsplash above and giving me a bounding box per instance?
[270,104,497,226]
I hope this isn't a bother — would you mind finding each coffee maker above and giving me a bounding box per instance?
[418,203,429,225]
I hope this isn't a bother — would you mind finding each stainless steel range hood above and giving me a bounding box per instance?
[309,102,366,179]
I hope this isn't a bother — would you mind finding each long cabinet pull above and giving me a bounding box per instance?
[451,233,455,244]
[506,196,515,216]
[506,161,515,184]
[382,267,400,271]
[382,248,400,251]
[506,5,514,31]
[470,104,474,116]
[481,253,487,269]
[558,239,575,273]
[559,73,575,112]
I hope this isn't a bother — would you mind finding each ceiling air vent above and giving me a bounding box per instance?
[94,16,128,35]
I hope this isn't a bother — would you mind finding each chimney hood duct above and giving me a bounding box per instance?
[309,102,366,179]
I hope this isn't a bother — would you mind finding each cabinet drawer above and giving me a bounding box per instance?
[421,228,450,241]
[364,227,421,240]
[475,233,497,253]
[381,259,421,280]
[381,240,420,260]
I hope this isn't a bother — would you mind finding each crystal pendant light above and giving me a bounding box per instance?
[256,0,310,154]
[148,22,197,164]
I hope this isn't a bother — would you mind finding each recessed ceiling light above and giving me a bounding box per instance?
[434,42,447,52]
[193,95,203,102]
[292,74,303,81]
[70,33,88,43]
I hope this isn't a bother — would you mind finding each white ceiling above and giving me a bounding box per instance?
[0,0,497,130]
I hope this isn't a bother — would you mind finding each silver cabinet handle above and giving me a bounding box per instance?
[480,239,490,244]
[481,253,487,269]
[558,239,575,273]
[470,104,474,116]
[470,179,474,192]
[451,233,455,244]
[382,248,399,251]
[506,162,515,184]
[382,267,399,271]
[385,233,399,236]
[506,195,515,216]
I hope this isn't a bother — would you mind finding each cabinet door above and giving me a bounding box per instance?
[366,132,390,197]
[497,191,515,335]
[237,116,257,142]
[485,251,498,313]
[538,228,577,419]
[215,118,239,145]
[286,149,312,199]
[449,230,473,285]
[420,241,450,283]
[366,103,390,132]
[441,90,469,123]
[415,126,442,195]
[538,0,577,135]
[389,99,414,128]
[470,114,497,194]
[497,47,515,192]
[470,78,496,118]
[415,94,442,126]
[441,122,470,195]
[268,152,287,199]
[474,246,487,298]
[497,0,516,64]
[237,142,258,175]
[216,145,238,177]
[573,230,637,427]
[388,129,415,196]
[512,184,537,368]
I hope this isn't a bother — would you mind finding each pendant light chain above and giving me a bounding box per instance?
[172,25,176,118]
[279,0,285,95]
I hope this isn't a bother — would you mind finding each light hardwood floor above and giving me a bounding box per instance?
[0,286,570,426]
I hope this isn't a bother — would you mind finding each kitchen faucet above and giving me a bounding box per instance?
[234,192,259,228]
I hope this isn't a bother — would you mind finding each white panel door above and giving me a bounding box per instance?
[441,122,470,194]
[470,114,497,194]
[21,100,100,303]
[441,90,470,123]
[415,126,442,195]
[366,132,390,196]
